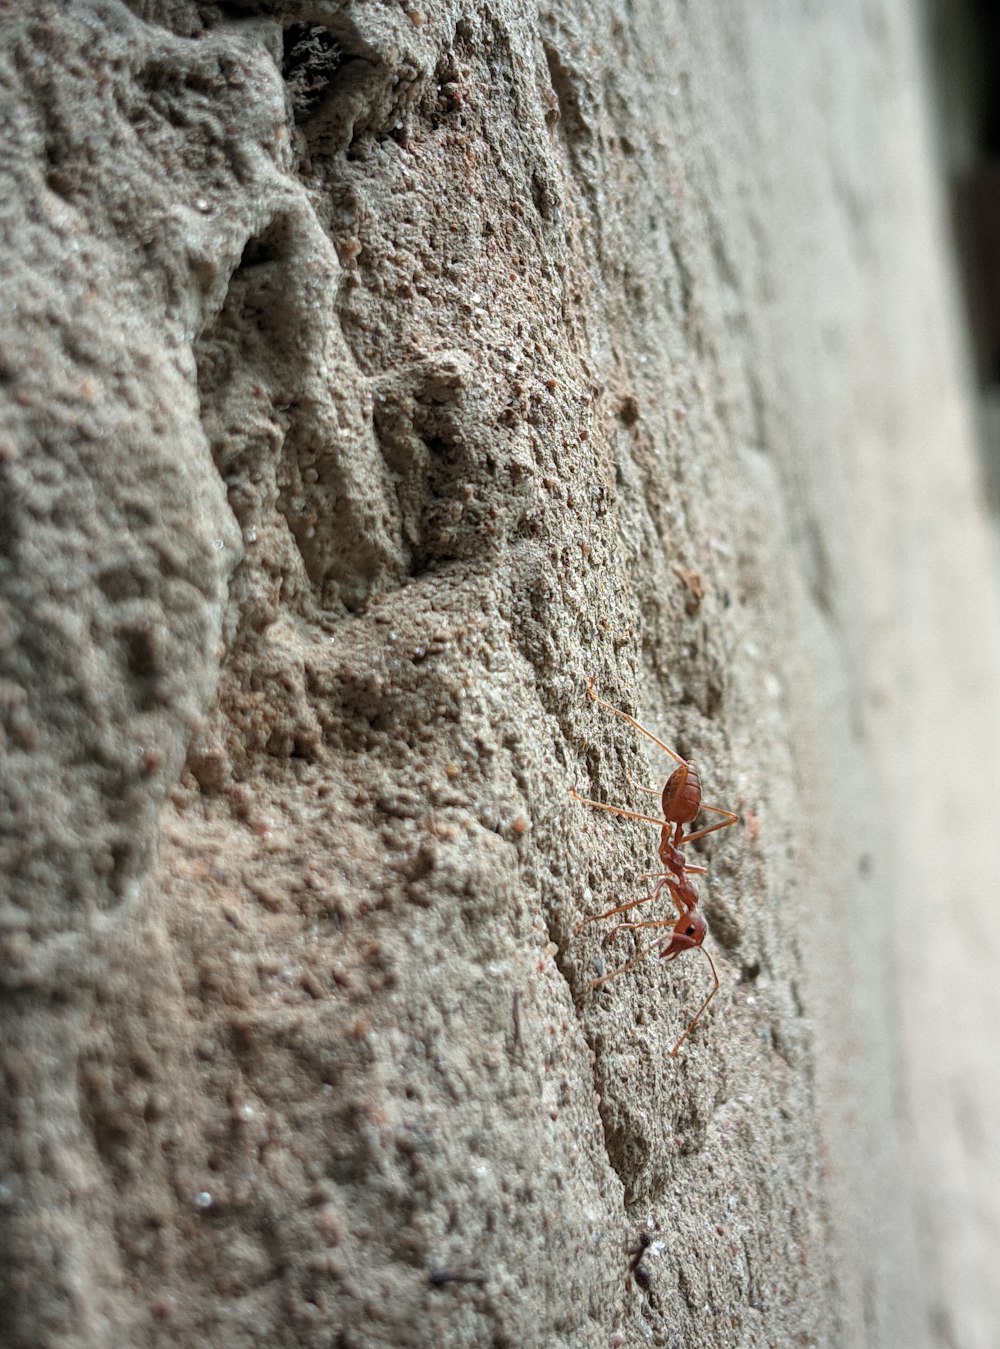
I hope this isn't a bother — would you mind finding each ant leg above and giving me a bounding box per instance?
[577,866,705,936]
[635,862,707,882]
[590,932,674,989]
[584,678,686,767]
[589,927,720,1057]
[575,881,669,934]
[668,946,719,1057]
[625,770,662,798]
[603,917,675,941]
[569,788,671,833]
[675,804,740,847]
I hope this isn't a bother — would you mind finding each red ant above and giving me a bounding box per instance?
[571,681,738,1055]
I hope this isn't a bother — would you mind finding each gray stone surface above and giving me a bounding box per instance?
[1,2,997,1347]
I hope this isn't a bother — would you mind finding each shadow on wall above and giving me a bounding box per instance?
[932,0,1000,505]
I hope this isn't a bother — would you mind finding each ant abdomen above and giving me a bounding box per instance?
[662,763,701,826]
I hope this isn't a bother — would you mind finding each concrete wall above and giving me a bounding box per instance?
[2,2,997,1346]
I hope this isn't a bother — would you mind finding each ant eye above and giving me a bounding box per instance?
[686,925,697,938]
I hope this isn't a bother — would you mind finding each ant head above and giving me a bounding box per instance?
[662,911,707,957]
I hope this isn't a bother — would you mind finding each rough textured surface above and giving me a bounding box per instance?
[2,2,998,1347]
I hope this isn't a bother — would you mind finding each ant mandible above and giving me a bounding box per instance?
[571,680,738,1055]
